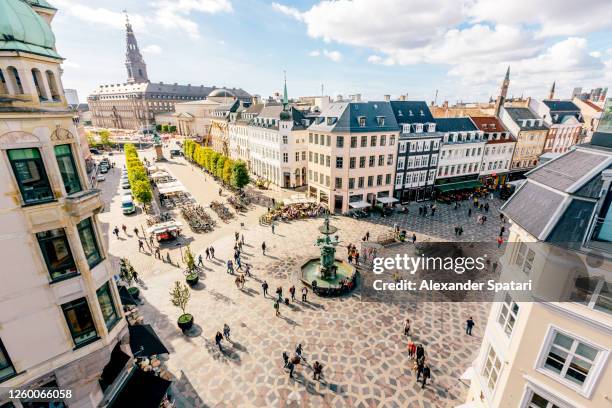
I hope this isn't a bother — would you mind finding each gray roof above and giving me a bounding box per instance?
[390,101,434,124]
[434,117,477,133]
[501,181,565,238]
[527,149,609,192]
[542,100,583,125]
[90,82,251,100]
[504,107,549,131]
[308,101,399,133]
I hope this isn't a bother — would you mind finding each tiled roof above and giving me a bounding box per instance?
[470,116,506,132]
[308,101,399,133]
[434,117,477,133]
[390,101,434,124]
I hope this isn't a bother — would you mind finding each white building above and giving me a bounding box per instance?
[471,116,516,188]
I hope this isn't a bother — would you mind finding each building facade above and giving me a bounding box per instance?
[470,116,516,188]
[307,101,399,213]
[499,107,548,179]
[390,101,441,202]
[464,137,612,408]
[530,99,583,154]
[572,97,603,143]
[434,118,486,192]
[88,17,250,130]
[0,1,129,406]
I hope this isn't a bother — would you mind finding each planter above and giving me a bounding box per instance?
[186,273,199,286]
[177,313,193,332]
[127,287,140,299]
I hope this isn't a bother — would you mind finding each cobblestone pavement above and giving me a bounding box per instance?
[97,146,492,408]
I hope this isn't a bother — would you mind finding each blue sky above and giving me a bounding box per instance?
[51,0,611,104]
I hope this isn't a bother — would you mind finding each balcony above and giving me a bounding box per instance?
[65,189,104,217]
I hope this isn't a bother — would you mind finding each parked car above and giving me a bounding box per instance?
[96,174,106,182]
[170,149,183,158]
[99,166,108,174]
[121,189,133,197]
[121,196,136,214]
[121,180,130,189]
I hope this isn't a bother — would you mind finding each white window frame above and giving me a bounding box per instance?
[519,384,574,408]
[497,293,520,337]
[534,325,608,398]
[481,344,503,393]
[515,242,535,275]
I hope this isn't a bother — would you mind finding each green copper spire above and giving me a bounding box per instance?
[283,70,288,108]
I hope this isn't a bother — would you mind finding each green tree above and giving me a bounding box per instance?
[210,152,220,174]
[231,161,250,189]
[169,125,177,132]
[222,158,233,184]
[216,156,226,179]
[162,124,169,133]
[156,124,162,131]
[170,281,190,315]
[184,246,195,272]
[132,179,152,207]
[99,129,111,148]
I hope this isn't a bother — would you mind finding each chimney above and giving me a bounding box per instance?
[443,100,449,108]
[399,95,406,101]
[383,94,391,102]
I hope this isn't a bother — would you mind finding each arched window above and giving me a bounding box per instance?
[7,66,24,94]
[46,70,61,101]
[31,68,48,101]
[0,69,8,94]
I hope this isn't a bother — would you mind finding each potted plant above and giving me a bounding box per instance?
[120,258,140,299]
[183,246,199,286]
[170,281,193,332]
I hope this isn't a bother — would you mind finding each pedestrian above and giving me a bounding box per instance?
[421,364,431,388]
[423,206,428,216]
[301,286,308,302]
[138,239,144,252]
[313,361,323,381]
[365,231,370,241]
[235,231,239,241]
[262,241,266,255]
[407,341,416,359]
[133,227,139,237]
[348,253,353,264]
[245,263,251,277]
[241,234,245,244]
[431,206,436,216]
[355,251,360,266]
[113,226,120,238]
[276,286,283,301]
[466,316,475,335]
[121,224,127,235]
[271,223,275,234]
[215,331,223,351]
[132,269,139,283]
[404,319,411,337]
[412,233,417,244]
[418,206,423,216]
[295,343,303,358]
[499,213,504,222]
[274,299,280,317]
[468,208,472,217]
[210,246,215,258]
[219,188,222,196]
[223,323,231,341]
[166,252,171,264]
[459,226,463,236]
[485,202,489,212]
[497,236,504,248]
[205,247,210,260]
[416,344,425,361]
[286,360,294,378]
[416,358,425,381]
[454,201,458,210]
[262,280,269,297]
[227,260,234,274]
[282,351,289,368]
[499,225,505,237]
[198,254,203,266]
[289,285,296,301]
[149,234,154,247]
[236,257,242,270]
[155,247,160,259]
[454,226,459,236]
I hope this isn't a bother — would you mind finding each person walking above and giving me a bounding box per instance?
[458,226,463,236]
[289,285,296,301]
[276,286,283,302]
[262,280,269,297]
[198,254,204,267]
[466,316,475,335]
[166,252,171,264]
[226,260,234,274]
[261,241,266,255]
[210,246,215,258]
[133,227,139,237]
[454,226,459,236]
[313,361,323,381]
[295,344,303,358]
[421,365,431,388]
[235,231,239,241]
[348,253,353,264]
[113,226,120,238]
[274,299,280,317]
[149,234,154,247]
[355,251,360,266]
[416,357,425,381]
[468,208,472,217]
[271,223,275,234]
[286,360,294,378]
[407,341,416,359]
[497,236,504,248]
[215,331,223,351]
[138,239,144,252]
[412,233,417,244]
[155,247,161,259]
[301,286,308,302]
[404,319,411,337]
[499,225,505,237]
[121,224,127,235]
[205,247,210,260]
[416,344,425,361]
[244,263,252,277]
[282,351,289,368]
[365,231,370,241]
[241,234,245,245]
[223,324,231,341]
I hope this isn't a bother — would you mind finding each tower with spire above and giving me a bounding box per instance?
[548,81,556,100]
[494,66,510,117]
[124,11,148,84]
[280,71,291,120]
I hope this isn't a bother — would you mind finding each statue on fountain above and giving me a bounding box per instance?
[316,214,339,280]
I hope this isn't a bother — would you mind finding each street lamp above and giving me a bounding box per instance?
[176,242,183,262]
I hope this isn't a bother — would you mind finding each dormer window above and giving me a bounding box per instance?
[420,110,424,116]
[402,124,411,133]
[398,110,403,116]
[408,110,413,116]
[415,124,424,133]
[427,123,436,132]
[327,117,337,126]
[376,116,385,126]
[358,116,366,127]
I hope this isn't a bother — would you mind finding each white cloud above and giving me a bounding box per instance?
[271,2,304,21]
[323,50,342,62]
[142,44,163,54]
[62,60,80,69]
[308,50,321,57]
[367,55,382,64]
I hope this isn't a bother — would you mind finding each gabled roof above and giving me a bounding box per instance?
[389,101,434,124]
[504,107,549,131]
[542,100,580,112]
[308,101,399,133]
[542,100,583,124]
[470,116,507,132]
[434,117,477,133]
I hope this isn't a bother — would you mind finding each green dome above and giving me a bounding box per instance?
[0,0,61,59]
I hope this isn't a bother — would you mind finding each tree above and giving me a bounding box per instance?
[156,124,162,131]
[231,161,250,189]
[222,159,233,184]
[162,124,169,133]
[132,179,152,207]
[99,129,111,148]
[169,125,177,133]
[184,246,195,272]
[216,156,226,179]
[170,281,190,315]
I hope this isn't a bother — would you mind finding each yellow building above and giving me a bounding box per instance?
[464,140,612,407]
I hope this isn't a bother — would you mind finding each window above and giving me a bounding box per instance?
[336,157,343,169]
[0,338,16,382]
[377,117,385,126]
[385,174,391,185]
[378,155,384,166]
[301,151,306,161]
[326,155,331,167]
[335,178,342,189]
[358,116,366,127]
[37,228,77,281]
[348,178,355,189]
[399,141,407,153]
[283,153,288,163]
[97,282,120,330]
[326,135,331,146]
[62,298,98,346]
[376,175,382,186]
[515,243,535,275]
[390,135,395,145]
[369,156,375,167]
[336,136,344,148]
[8,148,54,205]
[295,152,300,162]
[309,133,313,143]
[371,135,377,147]
[359,156,366,168]
[482,345,502,392]
[314,134,319,144]
[397,157,405,170]
[325,176,330,186]
[309,151,313,162]
[361,136,368,147]
[526,391,562,408]
[498,294,519,336]
[77,218,102,268]
[571,277,611,314]
[54,144,82,195]
[314,153,319,164]
[349,157,356,169]
[350,136,357,148]
[367,176,373,187]
[380,135,386,146]
[541,330,601,388]
[358,177,364,188]
[395,174,403,186]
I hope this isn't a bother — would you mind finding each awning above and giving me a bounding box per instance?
[436,180,482,192]
[376,196,399,204]
[100,343,131,390]
[118,286,138,306]
[129,325,170,356]
[157,181,187,195]
[349,201,371,209]
[110,369,171,408]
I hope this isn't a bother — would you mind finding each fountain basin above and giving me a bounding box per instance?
[300,258,357,296]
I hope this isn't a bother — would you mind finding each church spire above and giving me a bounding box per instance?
[494,65,510,117]
[548,81,556,100]
[282,70,288,108]
[124,10,148,84]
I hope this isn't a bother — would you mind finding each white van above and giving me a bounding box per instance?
[121,196,136,215]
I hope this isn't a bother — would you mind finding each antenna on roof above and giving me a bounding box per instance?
[434,89,438,106]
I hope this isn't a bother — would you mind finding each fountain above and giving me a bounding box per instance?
[300,215,357,296]
[153,132,166,162]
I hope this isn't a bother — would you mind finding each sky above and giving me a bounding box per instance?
[51,0,612,105]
